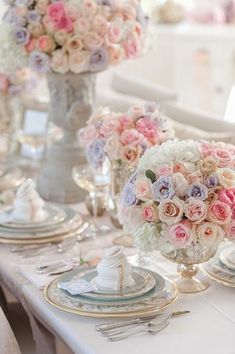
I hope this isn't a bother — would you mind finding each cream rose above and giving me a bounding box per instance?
[51,50,69,74]
[217,168,235,188]
[200,156,218,173]
[28,23,45,38]
[197,222,224,247]
[84,32,104,50]
[66,35,83,53]
[69,51,89,74]
[159,197,184,225]
[35,0,49,14]
[54,30,69,45]
[172,172,189,198]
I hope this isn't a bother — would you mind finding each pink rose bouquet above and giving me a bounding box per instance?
[3,0,148,74]
[79,102,175,168]
[119,140,235,252]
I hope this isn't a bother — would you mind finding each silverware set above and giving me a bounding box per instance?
[96,311,190,341]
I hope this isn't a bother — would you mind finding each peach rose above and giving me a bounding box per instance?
[66,35,83,53]
[185,198,207,224]
[217,168,235,188]
[200,156,218,173]
[108,46,125,65]
[159,197,184,225]
[28,23,45,38]
[168,222,194,249]
[208,190,219,204]
[37,35,55,53]
[208,200,232,225]
[51,50,69,73]
[69,51,89,73]
[134,175,152,201]
[120,145,142,166]
[122,5,137,20]
[197,222,224,247]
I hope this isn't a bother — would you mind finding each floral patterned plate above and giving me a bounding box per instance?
[44,268,178,318]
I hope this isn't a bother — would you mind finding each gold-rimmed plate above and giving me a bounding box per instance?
[202,258,235,288]
[44,268,179,318]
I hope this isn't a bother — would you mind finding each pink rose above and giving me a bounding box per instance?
[75,18,90,33]
[121,145,141,166]
[208,201,232,225]
[142,204,159,222]
[159,197,184,225]
[100,119,121,138]
[226,221,235,239]
[185,199,207,224]
[136,117,158,144]
[123,37,141,59]
[168,222,194,249]
[134,176,152,201]
[84,32,104,50]
[218,188,235,207]
[119,115,134,130]
[37,35,55,53]
[120,129,142,145]
[55,15,73,32]
[47,1,65,20]
[197,222,224,247]
[106,22,122,44]
[156,165,173,177]
[0,75,9,92]
[25,38,36,52]
[79,125,98,146]
[214,148,234,168]
[232,204,235,219]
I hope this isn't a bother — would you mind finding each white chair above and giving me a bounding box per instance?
[0,307,21,354]
[111,70,178,104]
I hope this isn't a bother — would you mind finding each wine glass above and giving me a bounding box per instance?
[72,164,110,238]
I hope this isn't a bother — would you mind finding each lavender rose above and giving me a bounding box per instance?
[89,48,109,73]
[14,27,30,45]
[27,10,41,23]
[121,183,137,208]
[187,182,208,200]
[29,52,51,73]
[152,176,175,201]
[206,175,219,188]
[86,139,105,168]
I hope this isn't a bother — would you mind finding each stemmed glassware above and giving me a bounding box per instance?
[72,163,110,238]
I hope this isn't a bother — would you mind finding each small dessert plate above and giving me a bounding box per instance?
[219,247,235,271]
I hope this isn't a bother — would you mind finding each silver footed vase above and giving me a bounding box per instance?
[37,72,96,203]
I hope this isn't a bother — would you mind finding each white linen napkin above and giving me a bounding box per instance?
[59,279,95,295]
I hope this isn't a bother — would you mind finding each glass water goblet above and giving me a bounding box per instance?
[72,164,110,238]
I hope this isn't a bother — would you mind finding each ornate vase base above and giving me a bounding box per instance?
[37,141,86,204]
[175,264,209,294]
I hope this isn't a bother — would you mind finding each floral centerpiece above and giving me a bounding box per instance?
[1,0,148,203]
[2,0,147,74]
[119,139,235,292]
[79,102,174,227]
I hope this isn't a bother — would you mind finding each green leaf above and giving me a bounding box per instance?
[146,170,156,183]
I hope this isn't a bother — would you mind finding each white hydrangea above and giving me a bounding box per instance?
[0,22,27,75]
[133,223,160,252]
[139,139,202,170]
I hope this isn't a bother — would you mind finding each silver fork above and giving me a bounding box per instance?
[107,321,170,341]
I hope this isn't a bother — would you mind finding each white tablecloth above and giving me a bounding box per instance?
[0,208,234,354]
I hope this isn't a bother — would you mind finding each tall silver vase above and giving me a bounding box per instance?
[37,72,96,203]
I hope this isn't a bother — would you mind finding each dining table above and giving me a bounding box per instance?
[0,203,234,354]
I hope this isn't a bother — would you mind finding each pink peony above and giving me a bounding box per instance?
[218,188,235,207]
[168,222,194,249]
[136,117,158,144]
[208,200,232,225]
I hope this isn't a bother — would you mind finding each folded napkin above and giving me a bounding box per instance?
[59,279,95,295]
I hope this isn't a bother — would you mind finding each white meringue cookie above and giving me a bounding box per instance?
[95,246,135,291]
[12,179,47,222]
